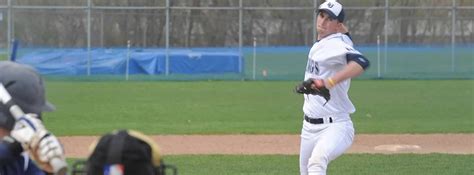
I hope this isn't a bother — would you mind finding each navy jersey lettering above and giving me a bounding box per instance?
[306,59,319,75]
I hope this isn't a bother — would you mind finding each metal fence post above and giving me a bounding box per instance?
[384,0,388,74]
[87,0,91,76]
[377,35,381,78]
[7,0,11,60]
[313,0,318,43]
[126,40,131,81]
[451,0,456,72]
[100,12,104,47]
[165,0,170,76]
[252,37,256,80]
[239,0,243,78]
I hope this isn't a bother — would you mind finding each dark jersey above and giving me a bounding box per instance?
[0,143,45,175]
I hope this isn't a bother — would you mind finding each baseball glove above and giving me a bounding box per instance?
[295,78,331,105]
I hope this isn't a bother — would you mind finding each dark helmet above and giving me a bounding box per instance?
[0,61,55,130]
[83,129,177,175]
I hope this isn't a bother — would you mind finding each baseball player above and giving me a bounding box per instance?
[295,1,370,175]
[0,61,66,175]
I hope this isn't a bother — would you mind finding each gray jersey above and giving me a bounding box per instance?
[303,33,361,118]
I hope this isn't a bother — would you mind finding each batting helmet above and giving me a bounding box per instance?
[0,61,55,130]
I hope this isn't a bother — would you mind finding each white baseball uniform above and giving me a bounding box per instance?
[299,32,368,175]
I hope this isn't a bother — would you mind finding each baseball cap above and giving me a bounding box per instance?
[318,0,345,22]
[0,61,55,130]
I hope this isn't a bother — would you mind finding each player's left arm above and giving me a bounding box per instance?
[325,54,370,88]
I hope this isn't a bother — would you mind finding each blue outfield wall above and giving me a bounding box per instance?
[15,46,473,80]
[17,48,242,75]
[241,45,473,80]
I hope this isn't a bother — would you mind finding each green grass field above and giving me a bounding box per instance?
[48,79,473,174]
[161,154,474,175]
[42,80,473,135]
[0,54,7,61]
[68,154,474,175]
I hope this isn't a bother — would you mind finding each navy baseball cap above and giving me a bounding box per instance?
[0,61,55,130]
[318,1,345,22]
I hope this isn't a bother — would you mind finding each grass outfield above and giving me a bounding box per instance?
[162,154,474,175]
[0,54,7,61]
[42,80,473,135]
[67,154,474,175]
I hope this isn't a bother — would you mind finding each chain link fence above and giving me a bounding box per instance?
[0,0,472,80]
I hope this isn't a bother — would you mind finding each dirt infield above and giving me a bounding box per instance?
[60,134,474,158]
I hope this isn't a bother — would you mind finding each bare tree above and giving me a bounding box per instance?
[3,0,472,48]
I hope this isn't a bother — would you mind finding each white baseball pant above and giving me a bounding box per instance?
[299,118,354,175]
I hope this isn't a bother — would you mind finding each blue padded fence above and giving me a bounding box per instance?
[14,46,473,80]
[17,48,242,75]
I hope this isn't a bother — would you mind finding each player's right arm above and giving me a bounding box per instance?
[338,23,349,34]
[338,24,353,46]
[326,52,370,88]
[326,61,366,88]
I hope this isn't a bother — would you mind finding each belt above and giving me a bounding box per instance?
[304,115,333,124]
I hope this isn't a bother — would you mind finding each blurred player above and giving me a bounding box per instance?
[297,1,370,175]
[0,61,65,175]
[68,129,177,175]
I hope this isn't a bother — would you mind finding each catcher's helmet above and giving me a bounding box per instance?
[72,129,177,175]
[0,61,55,130]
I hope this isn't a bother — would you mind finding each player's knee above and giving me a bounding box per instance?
[300,163,311,175]
[307,154,329,174]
